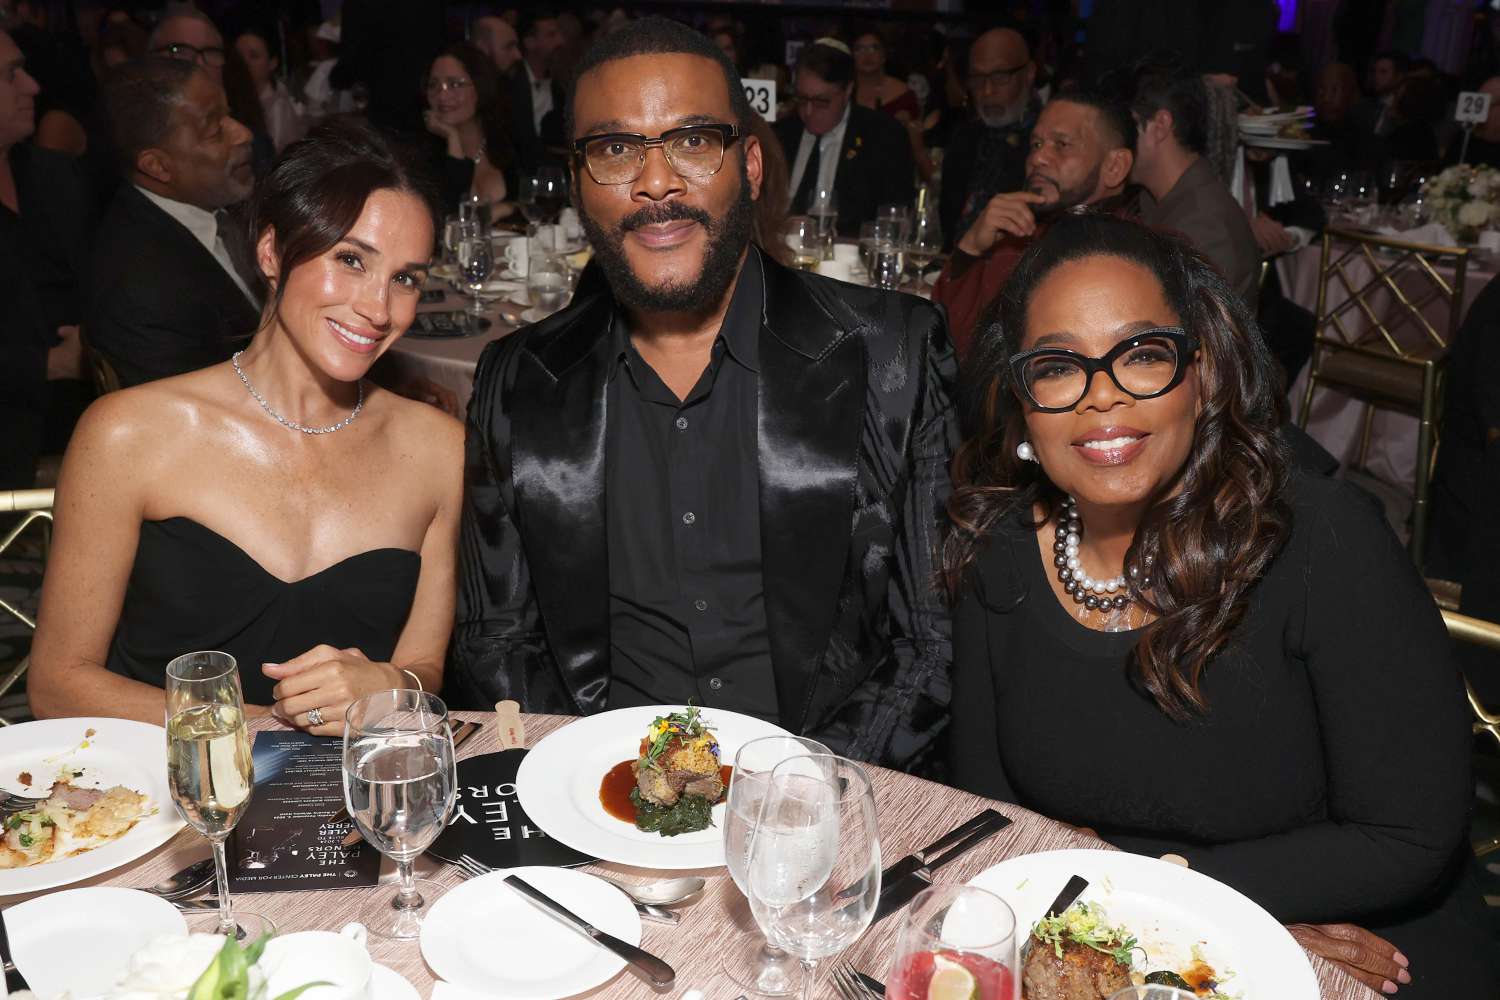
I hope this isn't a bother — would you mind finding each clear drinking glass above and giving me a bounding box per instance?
[906,207,943,278]
[809,187,838,259]
[456,220,494,319]
[722,735,832,996]
[877,202,913,243]
[165,651,272,940]
[872,239,905,290]
[784,217,822,271]
[886,885,1019,1000]
[442,216,465,268]
[527,250,571,317]
[342,690,457,940]
[520,167,568,229]
[745,754,881,1000]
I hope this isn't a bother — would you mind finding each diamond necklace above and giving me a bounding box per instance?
[231,351,364,435]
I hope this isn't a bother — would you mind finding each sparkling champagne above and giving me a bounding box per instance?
[167,704,253,838]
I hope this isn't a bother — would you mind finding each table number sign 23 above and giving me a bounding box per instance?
[743,78,776,122]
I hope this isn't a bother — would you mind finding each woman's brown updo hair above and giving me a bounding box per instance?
[941,213,1292,720]
[250,117,441,318]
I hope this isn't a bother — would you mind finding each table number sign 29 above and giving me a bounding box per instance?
[1457,91,1493,125]
[743,78,776,122]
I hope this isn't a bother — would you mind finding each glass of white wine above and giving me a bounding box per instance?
[165,650,271,940]
[783,217,822,271]
[343,689,457,940]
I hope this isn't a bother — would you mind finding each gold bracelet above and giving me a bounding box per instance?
[400,668,424,692]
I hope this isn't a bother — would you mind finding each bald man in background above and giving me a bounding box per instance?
[473,14,521,75]
[939,27,1037,247]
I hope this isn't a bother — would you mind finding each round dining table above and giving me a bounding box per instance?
[384,282,520,418]
[2,712,1375,1000]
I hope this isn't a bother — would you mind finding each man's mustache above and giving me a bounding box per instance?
[619,202,712,233]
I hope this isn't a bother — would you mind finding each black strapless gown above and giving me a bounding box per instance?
[106,518,422,706]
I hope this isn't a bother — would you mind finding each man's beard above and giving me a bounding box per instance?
[578,171,754,313]
[1026,160,1103,223]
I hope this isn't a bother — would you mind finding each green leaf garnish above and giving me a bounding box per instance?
[1031,901,1137,967]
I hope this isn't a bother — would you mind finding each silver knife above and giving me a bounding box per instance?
[339,721,481,847]
[1021,875,1091,963]
[881,809,1009,887]
[173,896,679,925]
[504,874,676,988]
[1,909,30,993]
[872,813,1013,922]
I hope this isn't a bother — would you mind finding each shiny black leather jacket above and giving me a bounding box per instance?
[449,248,960,770]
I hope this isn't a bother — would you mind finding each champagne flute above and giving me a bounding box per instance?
[722,735,831,996]
[165,650,271,940]
[343,689,457,940]
[744,754,880,1000]
[887,885,1019,1000]
[456,220,494,320]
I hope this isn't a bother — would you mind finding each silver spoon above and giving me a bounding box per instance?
[597,874,705,907]
[145,858,217,901]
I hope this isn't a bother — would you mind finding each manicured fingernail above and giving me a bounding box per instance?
[1381,980,1397,994]
[1397,969,1411,984]
[1393,951,1409,968]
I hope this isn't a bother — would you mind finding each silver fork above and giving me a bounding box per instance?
[0,789,48,817]
[452,855,680,926]
[830,963,881,1000]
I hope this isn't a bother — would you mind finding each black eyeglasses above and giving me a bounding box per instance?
[1008,327,1200,413]
[573,123,740,185]
[968,61,1030,92]
[153,42,227,67]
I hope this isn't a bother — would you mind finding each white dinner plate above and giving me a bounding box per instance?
[967,849,1318,1000]
[1241,135,1330,150]
[4,886,186,997]
[516,705,790,869]
[0,717,183,895]
[420,866,639,1000]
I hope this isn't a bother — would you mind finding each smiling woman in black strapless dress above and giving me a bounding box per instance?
[28,118,463,735]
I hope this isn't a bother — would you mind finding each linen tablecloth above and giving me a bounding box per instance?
[5,713,1375,999]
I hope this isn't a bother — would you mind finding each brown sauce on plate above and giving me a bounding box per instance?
[598,760,735,824]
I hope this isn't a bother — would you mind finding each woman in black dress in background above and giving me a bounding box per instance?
[28,119,463,736]
[943,213,1495,996]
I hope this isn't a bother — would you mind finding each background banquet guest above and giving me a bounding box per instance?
[748,114,791,266]
[86,57,260,387]
[232,25,304,154]
[452,17,958,770]
[852,27,918,120]
[422,43,518,216]
[773,38,914,236]
[939,28,1038,248]
[1307,62,1386,185]
[0,28,89,489]
[943,213,1495,997]
[28,118,462,737]
[1350,48,1407,140]
[932,90,1135,363]
[472,12,522,75]
[1384,71,1442,165]
[508,9,565,173]
[1128,65,1259,303]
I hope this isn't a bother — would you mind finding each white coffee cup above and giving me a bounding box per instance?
[504,237,530,276]
[832,242,859,264]
[261,923,372,1000]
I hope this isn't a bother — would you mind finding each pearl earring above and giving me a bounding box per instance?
[1016,441,1036,462]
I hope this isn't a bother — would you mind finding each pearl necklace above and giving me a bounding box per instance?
[232,351,364,435]
[1052,496,1152,615]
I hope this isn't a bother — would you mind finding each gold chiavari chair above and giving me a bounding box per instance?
[1440,608,1500,859]
[1298,227,1469,567]
[0,488,54,723]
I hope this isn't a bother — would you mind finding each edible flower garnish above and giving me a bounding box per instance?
[641,704,709,770]
[1032,901,1138,967]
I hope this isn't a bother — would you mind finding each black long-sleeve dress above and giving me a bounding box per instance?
[949,469,1497,996]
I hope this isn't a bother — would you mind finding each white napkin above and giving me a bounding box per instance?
[1269,155,1296,206]
[1374,221,1457,246]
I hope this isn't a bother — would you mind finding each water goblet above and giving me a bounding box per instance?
[456,221,494,319]
[342,689,457,940]
[722,735,831,996]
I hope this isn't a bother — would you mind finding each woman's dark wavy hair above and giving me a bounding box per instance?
[941,213,1292,720]
[251,117,442,319]
[425,43,518,175]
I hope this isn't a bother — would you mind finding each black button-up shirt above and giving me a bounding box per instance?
[604,252,778,720]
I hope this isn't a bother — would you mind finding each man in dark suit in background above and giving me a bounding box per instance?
[88,58,260,388]
[508,10,566,174]
[453,18,957,770]
[773,38,914,237]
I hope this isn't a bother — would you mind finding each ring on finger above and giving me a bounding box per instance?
[307,706,326,727]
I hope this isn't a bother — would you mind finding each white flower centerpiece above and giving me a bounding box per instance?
[1421,164,1500,243]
